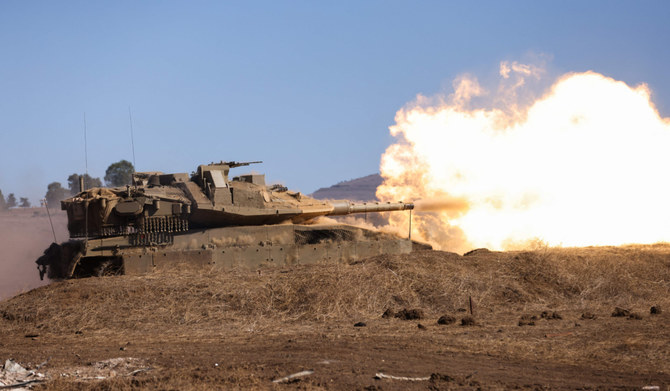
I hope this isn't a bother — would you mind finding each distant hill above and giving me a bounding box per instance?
[311,173,383,201]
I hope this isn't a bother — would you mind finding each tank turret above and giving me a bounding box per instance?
[38,161,423,279]
[61,161,413,238]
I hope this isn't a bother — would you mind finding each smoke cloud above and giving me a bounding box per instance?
[377,61,670,253]
[414,197,469,213]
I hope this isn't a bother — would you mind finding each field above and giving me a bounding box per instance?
[1,242,670,390]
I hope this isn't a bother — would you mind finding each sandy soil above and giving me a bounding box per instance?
[1,244,669,390]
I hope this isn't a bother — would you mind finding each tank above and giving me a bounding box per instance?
[36,161,421,279]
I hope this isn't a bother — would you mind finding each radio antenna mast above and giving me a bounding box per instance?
[84,113,89,175]
[128,106,136,171]
[83,113,89,245]
[42,198,57,242]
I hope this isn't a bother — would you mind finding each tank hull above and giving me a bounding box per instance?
[39,224,415,278]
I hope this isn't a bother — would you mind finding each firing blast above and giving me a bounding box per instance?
[377,61,670,252]
[414,198,469,214]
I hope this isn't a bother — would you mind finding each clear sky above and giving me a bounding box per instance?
[1,0,669,204]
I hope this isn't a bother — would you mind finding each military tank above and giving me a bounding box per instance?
[37,161,419,279]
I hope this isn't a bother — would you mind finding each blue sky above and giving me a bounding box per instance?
[1,1,669,204]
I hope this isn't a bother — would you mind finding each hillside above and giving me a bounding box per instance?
[1,245,670,389]
[311,174,382,201]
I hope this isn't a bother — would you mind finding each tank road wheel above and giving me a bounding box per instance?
[94,260,122,277]
[73,257,123,278]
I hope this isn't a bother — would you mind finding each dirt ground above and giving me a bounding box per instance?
[1,242,670,390]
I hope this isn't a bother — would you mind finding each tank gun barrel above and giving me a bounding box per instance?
[328,201,414,216]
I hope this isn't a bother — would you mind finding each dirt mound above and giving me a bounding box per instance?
[1,244,670,389]
[437,314,456,325]
[541,311,562,320]
[2,245,670,336]
[518,314,537,326]
[389,308,424,320]
[463,248,491,256]
[460,316,476,326]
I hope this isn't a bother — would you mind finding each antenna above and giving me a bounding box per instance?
[42,198,57,242]
[128,106,136,170]
[84,113,89,175]
[83,113,89,247]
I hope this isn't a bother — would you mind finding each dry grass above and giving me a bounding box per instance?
[3,244,670,390]
[2,244,669,335]
[38,368,268,391]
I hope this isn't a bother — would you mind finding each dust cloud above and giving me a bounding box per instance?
[0,208,68,300]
